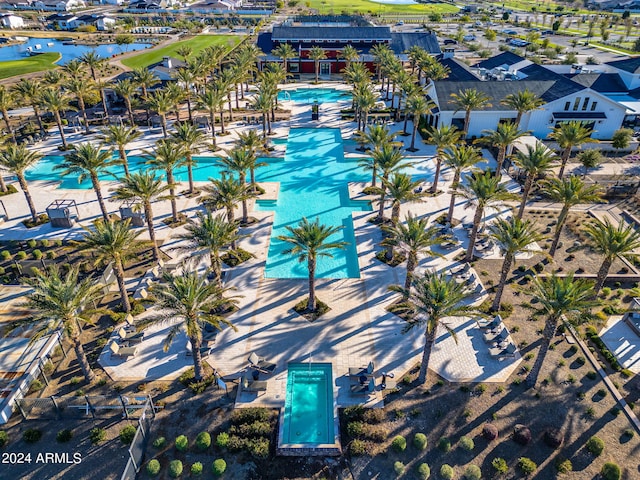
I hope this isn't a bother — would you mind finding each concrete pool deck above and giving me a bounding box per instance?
[4,81,521,409]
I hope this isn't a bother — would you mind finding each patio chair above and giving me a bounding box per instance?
[450,263,470,275]
[489,342,517,358]
[118,327,144,344]
[241,375,268,394]
[349,361,374,377]
[483,328,509,344]
[350,378,375,395]
[248,352,277,375]
[477,315,501,331]
[109,342,137,359]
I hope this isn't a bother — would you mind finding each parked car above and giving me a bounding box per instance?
[502,29,518,35]
[443,39,458,45]
[463,34,476,41]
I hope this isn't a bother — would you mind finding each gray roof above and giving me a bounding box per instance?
[440,57,478,81]
[565,73,628,93]
[271,25,392,42]
[390,32,440,55]
[606,57,640,74]
[518,64,586,102]
[475,51,524,70]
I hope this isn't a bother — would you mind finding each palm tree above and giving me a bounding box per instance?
[146,89,173,138]
[99,124,141,178]
[356,125,400,187]
[0,144,42,222]
[525,273,598,387]
[251,90,273,140]
[444,145,482,223]
[176,45,192,62]
[164,82,185,122]
[56,143,117,221]
[478,122,527,178]
[449,88,492,136]
[198,86,225,147]
[80,50,108,118]
[39,88,74,150]
[308,46,327,84]
[111,171,169,262]
[12,79,44,135]
[384,173,424,226]
[577,149,603,178]
[76,219,141,313]
[172,212,245,286]
[202,174,249,227]
[237,130,268,192]
[173,67,196,123]
[146,139,186,223]
[459,171,518,262]
[171,122,207,194]
[353,83,376,132]
[585,218,640,292]
[65,77,95,135]
[146,272,238,381]
[501,89,545,127]
[113,79,137,126]
[273,43,297,81]
[43,70,63,86]
[63,59,85,80]
[389,271,481,384]
[541,176,602,257]
[549,121,597,178]
[131,67,159,125]
[338,44,360,71]
[383,214,443,291]
[425,125,461,194]
[218,147,257,224]
[20,266,105,382]
[513,143,556,219]
[277,217,347,312]
[405,95,434,151]
[372,144,407,221]
[489,217,545,311]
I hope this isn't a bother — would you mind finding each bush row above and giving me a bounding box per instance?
[146,458,226,477]
[585,326,622,371]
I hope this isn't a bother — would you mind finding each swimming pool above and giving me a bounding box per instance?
[278,88,351,104]
[279,363,338,450]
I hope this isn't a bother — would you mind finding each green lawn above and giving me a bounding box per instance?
[121,35,242,69]
[0,52,60,80]
[307,0,458,15]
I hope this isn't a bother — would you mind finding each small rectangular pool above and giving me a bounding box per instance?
[278,363,341,456]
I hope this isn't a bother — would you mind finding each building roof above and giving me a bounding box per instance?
[439,57,478,81]
[606,57,640,74]
[389,32,440,55]
[256,31,273,56]
[517,64,586,102]
[271,25,392,42]
[475,51,524,70]
[565,72,628,93]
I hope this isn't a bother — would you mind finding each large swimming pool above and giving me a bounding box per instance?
[278,88,351,104]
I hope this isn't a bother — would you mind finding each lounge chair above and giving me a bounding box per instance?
[489,342,517,358]
[248,352,277,375]
[349,361,374,377]
[109,342,137,359]
[484,328,509,344]
[477,315,501,330]
[118,327,144,344]
[350,378,375,395]
[450,263,470,275]
[241,375,268,393]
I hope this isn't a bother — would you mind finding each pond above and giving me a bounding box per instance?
[0,37,153,65]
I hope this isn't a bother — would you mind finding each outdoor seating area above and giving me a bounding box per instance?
[241,373,268,395]
[248,352,277,375]
[447,264,484,294]
[46,199,80,228]
[477,315,518,359]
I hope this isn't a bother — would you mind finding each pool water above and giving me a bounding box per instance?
[278,88,351,104]
[0,38,152,65]
[282,363,333,445]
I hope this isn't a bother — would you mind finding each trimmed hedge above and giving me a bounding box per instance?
[168,459,183,478]
[413,433,427,450]
[518,457,537,475]
[417,463,430,479]
[391,435,406,452]
[212,458,227,476]
[601,462,621,480]
[195,432,211,451]
[586,436,604,456]
[440,464,454,480]
[120,425,136,445]
[146,459,160,476]
[464,464,481,480]
[175,435,188,452]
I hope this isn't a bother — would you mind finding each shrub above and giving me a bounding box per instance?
[555,457,572,473]
[586,436,604,456]
[601,462,621,480]
[32,249,42,260]
[586,370,597,380]
[349,438,367,455]
[1,250,11,260]
[56,429,73,443]
[597,388,607,397]
[27,239,36,249]
[23,428,42,443]
[394,461,405,476]
[482,423,498,441]
[195,431,211,451]
[464,465,481,480]
[440,464,454,480]
[247,437,269,458]
[152,436,166,448]
[459,436,474,451]
[518,457,537,475]
[168,459,183,478]
[120,425,136,445]
[212,459,227,476]
[438,436,451,452]
[414,433,427,450]
[513,425,531,445]
[191,462,203,476]
[492,457,508,474]
[544,428,563,448]
[347,421,364,438]
[230,407,270,425]
[417,463,430,479]
[90,427,106,444]
[363,408,386,424]
[215,432,229,448]
[0,430,7,447]
[175,435,188,452]
[16,251,27,260]
[146,459,161,476]
[391,435,406,452]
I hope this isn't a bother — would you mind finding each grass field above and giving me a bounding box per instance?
[0,52,60,80]
[121,34,242,69]
[307,0,459,15]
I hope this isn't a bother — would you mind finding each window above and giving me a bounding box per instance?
[564,101,570,111]
[591,101,598,111]
[573,98,581,111]
[582,97,590,111]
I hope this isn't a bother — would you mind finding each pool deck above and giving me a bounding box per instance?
[4,81,522,410]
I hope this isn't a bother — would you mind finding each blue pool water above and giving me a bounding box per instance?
[282,363,333,445]
[278,88,351,104]
[0,38,152,65]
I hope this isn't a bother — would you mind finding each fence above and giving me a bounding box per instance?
[120,396,155,480]
[15,394,153,421]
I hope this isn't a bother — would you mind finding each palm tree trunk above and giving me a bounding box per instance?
[250,168,257,193]
[558,147,571,178]
[241,198,248,224]
[377,187,386,220]
[2,109,15,144]
[73,335,95,383]
[54,111,68,150]
[446,172,461,223]
[210,251,222,287]
[404,251,417,292]
[261,113,267,139]
[114,260,131,313]
[463,110,471,136]
[495,147,506,178]
[186,95,193,123]
[403,110,409,134]
[91,174,109,222]
[190,336,204,381]
[125,98,134,126]
[32,103,45,135]
[464,205,484,262]
[100,88,109,120]
[417,329,436,384]
[0,172,6,193]
[119,147,130,177]
[410,121,418,151]
[167,170,178,222]
[308,256,316,312]
[430,157,442,194]
[219,110,225,134]
[526,315,558,388]
[79,97,90,135]
[187,154,195,194]
[160,114,167,139]
[144,202,160,263]
[314,61,319,83]
[595,257,613,293]
[227,93,233,122]
[209,111,216,147]
[267,112,272,135]
[515,111,523,127]
[491,252,514,311]
[371,165,377,188]
[18,174,37,222]
[235,83,240,108]
[549,207,568,257]
[517,175,533,219]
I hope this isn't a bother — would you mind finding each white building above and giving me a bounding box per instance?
[32,0,85,11]
[0,13,24,28]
